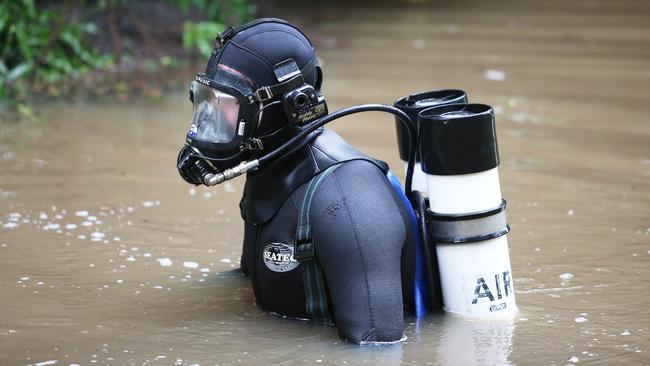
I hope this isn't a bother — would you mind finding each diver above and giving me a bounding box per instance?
[176,18,419,344]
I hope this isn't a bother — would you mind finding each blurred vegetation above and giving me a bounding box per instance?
[179,0,253,57]
[0,0,255,118]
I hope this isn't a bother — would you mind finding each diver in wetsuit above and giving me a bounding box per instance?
[176,18,416,343]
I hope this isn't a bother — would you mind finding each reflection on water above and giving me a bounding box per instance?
[2,0,650,364]
[437,316,515,366]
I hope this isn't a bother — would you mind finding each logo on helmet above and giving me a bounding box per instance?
[195,75,211,86]
[188,124,197,138]
[263,242,299,272]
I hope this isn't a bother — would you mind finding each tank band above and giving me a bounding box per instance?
[427,199,509,244]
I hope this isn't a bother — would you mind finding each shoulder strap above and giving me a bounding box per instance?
[294,162,343,323]
[295,163,342,260]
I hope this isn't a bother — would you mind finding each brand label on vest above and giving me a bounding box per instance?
[263,242,299,273]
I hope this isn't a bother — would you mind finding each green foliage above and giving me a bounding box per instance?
[183,21,226,58]
[174,0,255,24]
[0,0,254,112]
[178,0,255,58]
[0,0,109,106]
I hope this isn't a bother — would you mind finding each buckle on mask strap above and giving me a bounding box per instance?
[242,138,264,151]
[253,75,305,102]
[255,86,274,101]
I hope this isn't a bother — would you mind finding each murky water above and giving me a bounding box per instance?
[2,1,650,365]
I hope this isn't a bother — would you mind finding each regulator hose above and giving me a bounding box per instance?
[257,104,417,198]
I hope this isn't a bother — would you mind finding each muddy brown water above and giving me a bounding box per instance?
[2,1,650,365]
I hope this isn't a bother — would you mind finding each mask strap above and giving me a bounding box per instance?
[241,123,294,152]
[314,64,323,91]
[187,144,249,164]
[300,52,320,88]
[251,56,319,103]
[252,75,305,102]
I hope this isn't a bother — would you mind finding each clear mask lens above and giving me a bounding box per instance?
[189,81,240,144]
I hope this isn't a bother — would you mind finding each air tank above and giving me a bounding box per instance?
[394,90,467,193]
[418,103,517,317]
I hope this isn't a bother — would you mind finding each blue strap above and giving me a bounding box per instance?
[386,171,428,317]
[295,163,342,323]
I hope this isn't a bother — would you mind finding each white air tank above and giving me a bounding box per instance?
[418,103,517,317]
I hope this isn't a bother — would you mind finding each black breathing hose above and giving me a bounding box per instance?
[257,104,417,198]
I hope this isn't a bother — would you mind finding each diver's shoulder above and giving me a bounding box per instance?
[309,129,389,173]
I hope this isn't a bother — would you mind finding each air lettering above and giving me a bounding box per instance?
[471,271,513,305]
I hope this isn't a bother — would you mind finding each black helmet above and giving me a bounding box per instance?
[184,18,327,174]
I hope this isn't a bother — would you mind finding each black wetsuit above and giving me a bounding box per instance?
[239,128,415,343]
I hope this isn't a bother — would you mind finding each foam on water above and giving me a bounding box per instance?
[90,232,105,239]
[224,182,236,193]
[157,258,172,267]
[484,69,506,81]
[42,223,60,230]
[559,273,575,281]
[183,261,199,269]
[3,222,18,229]
[33,361,57,366]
